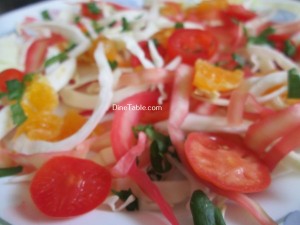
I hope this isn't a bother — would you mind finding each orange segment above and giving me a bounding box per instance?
[78,36,128,66]
[193,60,243,92]
[187,0,228,13]
[53,110,87,141]
[16,112,63,141]
[21,76,58,116]
[160,2,183,21]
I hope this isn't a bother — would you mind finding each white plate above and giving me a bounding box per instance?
[1,1,300,225]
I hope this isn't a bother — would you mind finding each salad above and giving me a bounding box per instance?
[0,0,300,224]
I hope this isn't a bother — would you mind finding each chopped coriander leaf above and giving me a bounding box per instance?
[22,73,35,83]
[10,102,27,126]
[6,80,25,101]
[232,53,246,68]
[44,52,68,68]
[147,167,163,181]
[243,26,249,39]
[247,27,275,46]
[174,22,184,29]
[65,42,77,52]
[152,38,159,46]
[108,20,116,27]
[260,27,275,37]
[112,189,139,211]
[287,68,300,99]
[41,10,51,20]
[108,20,117,27]
[121,17,131,32]
[87,2,100,14]
[150,140,172,173]
[284,40,296,57]
[0,166,23,177]
[92,21,104,33]
[0,92,6,99]
[109,60,118,70]
[133,124,177,173]
[74,15,81,23]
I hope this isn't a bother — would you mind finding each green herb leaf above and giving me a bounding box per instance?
[0,92,6,99]
[112,189,139,211]
[6,80,25,101]
[147,167,163,181]
[45,52,68,68]
[150,141,172,173]
[133,125,177,174]
[109,60,118,70]
[174,22,184,29]
[248,27,275,46]
[41,10,51,20]
[152,38,159,46]
[108,20,117,27]
[87,2,100,15]
[284,40,296,57]
[92,21,104,33]
[121,17,131,32]
[10,102,27,126]
[0,166,23,177]
[288,68,300,99]
[23,73,35,83]
[74,16,81,24]
[190,190,226,225]
[232,53,246,68]
[260,27,275,37]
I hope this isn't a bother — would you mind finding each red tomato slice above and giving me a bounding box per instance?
[81,3,102,20]
[30,156,112,217]
[167,29,218,65]
[221,5,256,24]
[0,69,25,92]
[267,34,291,52]
[184,132,271,193]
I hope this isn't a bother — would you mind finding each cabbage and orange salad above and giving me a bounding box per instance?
[0,0,300,224]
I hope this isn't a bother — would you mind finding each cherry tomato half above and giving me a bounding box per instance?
[167,29,218,65]
[30,156,112,217]
[184,132,271,193]
[0,69,25,92]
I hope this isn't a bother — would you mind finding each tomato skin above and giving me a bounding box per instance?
[185,132,271,193]
[81,3,102,20]
[30,156,112,217]
[221,5,256,24]
[167,29,218,65]
[0,69,25,92]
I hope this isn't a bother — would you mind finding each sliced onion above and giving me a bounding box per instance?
[156,113,251,134]
[9,44,113,154]
[0,106,14,140]
[263,125,300,170]
[46,58,76,92]
[168,65,193,165]
[248,45,300,72]
[111,132,147,177]
[245,104,300,157]
[23,21,90,57]
[227,83,248,126]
